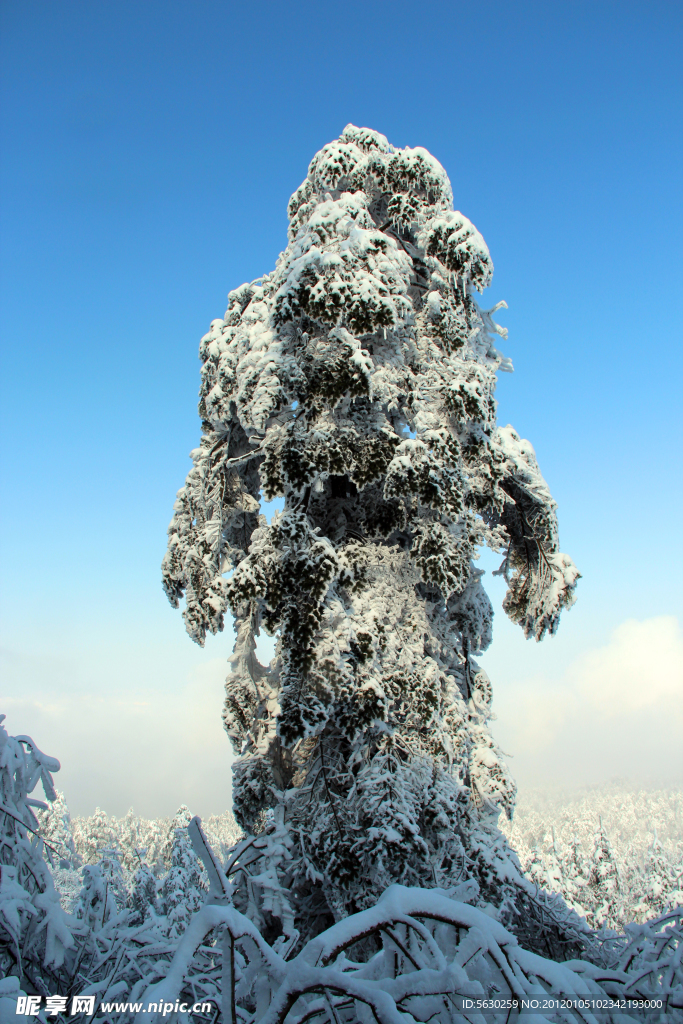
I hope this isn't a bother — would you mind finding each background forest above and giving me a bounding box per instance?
[40,783,683,933]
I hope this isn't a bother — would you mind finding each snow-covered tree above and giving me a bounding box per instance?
[159,826,205,939]
[127,863,158,926]
[634,830,683,920]
[73,805,115,865]
[162,126,579,943]
[562,833,590,916]
[114,807,145,873]
[528,832,564,897]
[160,805,192,868]
[527,845,547,890]
[135,816,167,876]
[77,864,118,931]
[587,818,624,930]
[36,790,78,868]
[203,808,244,863]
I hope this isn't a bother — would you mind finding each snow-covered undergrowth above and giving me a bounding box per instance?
[2,716,682,1023]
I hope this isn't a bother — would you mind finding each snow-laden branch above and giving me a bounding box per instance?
[133,867,679,1024]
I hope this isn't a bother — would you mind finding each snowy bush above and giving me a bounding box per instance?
[0,714,76,993]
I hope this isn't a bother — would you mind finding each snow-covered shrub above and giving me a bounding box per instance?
[129,819,682,1024]
[570,908,683,1019]
[0,714,76,991]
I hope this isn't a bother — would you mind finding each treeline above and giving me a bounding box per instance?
[37,795,241,919]
[40,784,683,937]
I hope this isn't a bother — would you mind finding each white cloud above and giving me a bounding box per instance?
[489,616,683,790]
[573,617,682,713]
[2,657,236,820]
[1,624,279,820]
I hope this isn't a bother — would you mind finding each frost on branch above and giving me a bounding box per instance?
[491,426,580,640]
[162,126,580,945]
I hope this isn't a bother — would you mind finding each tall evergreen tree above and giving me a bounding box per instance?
[36,790,78,868]
[159,827,206,939]
[162,126,579,940]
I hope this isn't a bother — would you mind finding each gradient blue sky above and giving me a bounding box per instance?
[1,0,681,817]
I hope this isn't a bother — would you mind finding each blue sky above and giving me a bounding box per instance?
[1,0,681,817]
